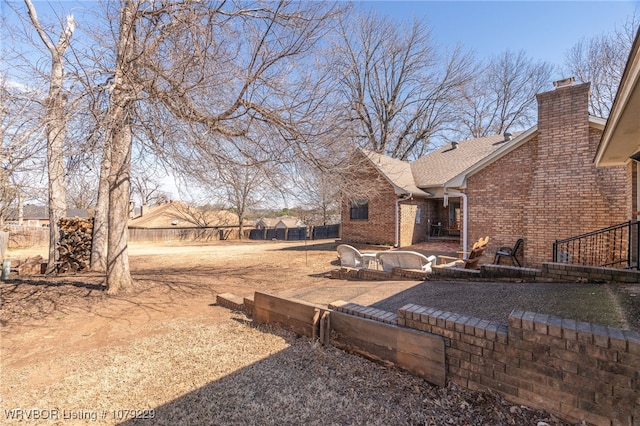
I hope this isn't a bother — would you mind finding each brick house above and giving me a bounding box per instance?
[341,80,629,266]
[340,150,431,248]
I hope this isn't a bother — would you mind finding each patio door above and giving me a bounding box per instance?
[449,201,461,234]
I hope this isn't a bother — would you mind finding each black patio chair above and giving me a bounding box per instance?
[493,238,524,267]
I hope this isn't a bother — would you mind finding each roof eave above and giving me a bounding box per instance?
[595,28,640,167]
[588,115,607,130]
[393,186,432,198]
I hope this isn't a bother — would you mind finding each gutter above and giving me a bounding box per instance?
[395,194,412,247]
[444,189,468,257]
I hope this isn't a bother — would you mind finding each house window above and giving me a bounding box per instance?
[416,207,421,224]
[350,199,369,220]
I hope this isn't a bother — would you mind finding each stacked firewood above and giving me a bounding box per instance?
[57,218,93,273]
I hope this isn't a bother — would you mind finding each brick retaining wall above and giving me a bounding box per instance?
[346,262,640,283]
[542,263,640,283]
[399,305,640,426]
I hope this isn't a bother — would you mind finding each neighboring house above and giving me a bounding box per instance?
[128,201,239,228]
[5,204,88,227]
[255,216,305,230]
[342,79,628,267]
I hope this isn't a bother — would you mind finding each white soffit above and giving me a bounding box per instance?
[596,30,640,167]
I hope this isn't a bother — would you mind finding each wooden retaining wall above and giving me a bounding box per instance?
[252,292,329,340]
[250,292,447,387]
[329,310,446,387]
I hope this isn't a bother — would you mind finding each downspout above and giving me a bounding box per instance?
[444,189,468,257]
[395,193,412,247]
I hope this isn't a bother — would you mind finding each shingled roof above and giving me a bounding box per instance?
[5,204,88,220]
[361,149,431,197]
[411,134,519,188]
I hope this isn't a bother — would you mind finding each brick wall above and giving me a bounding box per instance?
[467,83,627,267]
[398,200,430,247]
[399,305,640,426]
[466,138,536,258]
[340,159,397,246]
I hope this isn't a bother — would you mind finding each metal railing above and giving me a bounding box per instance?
[553,221,640,269]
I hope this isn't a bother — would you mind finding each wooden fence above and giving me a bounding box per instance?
[249,224,340,241]
[128,227,243,242]
[5,226,242,247]
[6,226,49,248]
[6,223,341,247]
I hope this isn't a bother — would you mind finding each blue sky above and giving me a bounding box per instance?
[4,1,638,68]
[358,1,639,67]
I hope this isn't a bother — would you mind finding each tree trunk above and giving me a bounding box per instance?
[90,152,109,272]
[45,87,67,274]
[17,194,23,225]
[104,0,138,294]
[106,120,133,294]
[23,0,74,275]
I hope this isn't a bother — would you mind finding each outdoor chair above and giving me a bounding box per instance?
[437,236,489,270]
[336,244,377,269]
[446,220,461,236]
[375,251,437,273]
[494,238,524,267]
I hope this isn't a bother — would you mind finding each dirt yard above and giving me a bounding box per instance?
[1,239,626,425]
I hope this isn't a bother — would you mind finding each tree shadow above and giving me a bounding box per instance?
[278,241,338,252]
[2,277,106,291]
[0,277,107,327]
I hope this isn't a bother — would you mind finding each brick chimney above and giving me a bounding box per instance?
[523,80,611,265]
[536,79,590,153]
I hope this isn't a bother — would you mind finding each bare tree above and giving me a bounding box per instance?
[61,27,115,273]
[218,152,279,239]
[331,12,476,160]
[457,50,553,139]
[23,0,75,273]
[564,16,639,118]
[130,174,168,208]
[66,169,98,209]
[96,0,340,293]
[293,169,341,226]
[166,202,234,228]
[99,0,140,293]
[0,73,47,224]
[175,133,276,239]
